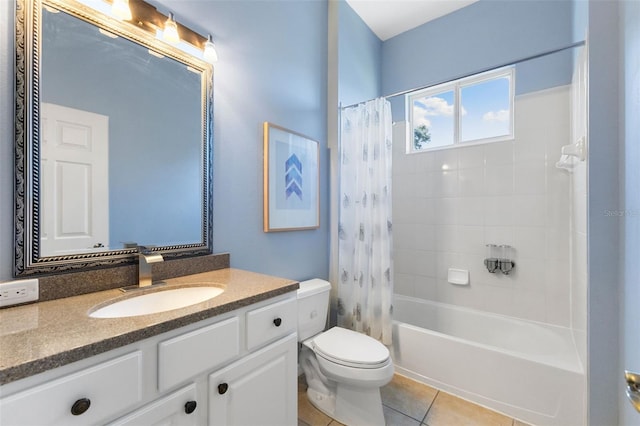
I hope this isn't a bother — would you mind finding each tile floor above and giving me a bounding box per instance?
[298,374,531,426]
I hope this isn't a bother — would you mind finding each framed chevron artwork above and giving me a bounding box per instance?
[263,122,320,232]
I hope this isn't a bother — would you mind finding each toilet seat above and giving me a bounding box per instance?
[311,327,390,369]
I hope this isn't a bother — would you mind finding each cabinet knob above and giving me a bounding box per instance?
[184,400,197,414]
[218,383,229,395]
[273,317,282,327]
[70,398,91,416]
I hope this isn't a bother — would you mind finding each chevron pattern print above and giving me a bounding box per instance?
[285,154,303,200]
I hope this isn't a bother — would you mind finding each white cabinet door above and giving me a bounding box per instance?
[109,384,201,426]
[208,334,297,426]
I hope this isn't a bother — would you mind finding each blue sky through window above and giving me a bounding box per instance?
[409,68,513,151]
[412,90,454,149]
[460,76,511,142]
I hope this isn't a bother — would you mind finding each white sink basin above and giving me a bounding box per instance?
[89,286,224,318]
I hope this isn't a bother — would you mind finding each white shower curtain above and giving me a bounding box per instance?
[337,97,394,345]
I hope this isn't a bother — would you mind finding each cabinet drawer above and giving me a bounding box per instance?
[158,316,240,391]
[0,351,142,426]
[246,297,297,351]
[109,384,200,426]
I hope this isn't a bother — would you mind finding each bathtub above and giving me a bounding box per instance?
[391,295,585,426]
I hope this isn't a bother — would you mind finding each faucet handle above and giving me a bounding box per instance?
[138,246,163,263]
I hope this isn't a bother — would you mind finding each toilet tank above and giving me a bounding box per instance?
[297,279,331,341]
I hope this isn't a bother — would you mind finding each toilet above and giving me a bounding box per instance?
[297,279,394,426]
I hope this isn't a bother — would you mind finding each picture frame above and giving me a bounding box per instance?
[263,122,320,232]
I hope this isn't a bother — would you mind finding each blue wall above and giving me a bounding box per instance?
[158,0,329,282]
[337,1,382,107]
[621,0,640,422]
[0,0,12,279]
[587,1,620,424]
[382,0,577,120]
[0,0,329,282]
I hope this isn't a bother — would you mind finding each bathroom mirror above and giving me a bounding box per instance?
[14,0,213,276]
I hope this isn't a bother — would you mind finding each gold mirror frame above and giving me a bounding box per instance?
[14,0,213,276]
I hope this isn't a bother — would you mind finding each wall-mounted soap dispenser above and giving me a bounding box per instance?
[484,244,499,273]
[498,245,515,275]
[484,244,515,275]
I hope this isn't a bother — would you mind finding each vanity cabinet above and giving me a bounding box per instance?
[0,352,143,425]
[208,333,297,426]
[0,292,298,426]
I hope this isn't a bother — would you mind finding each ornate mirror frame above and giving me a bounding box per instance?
[14,0,213,276]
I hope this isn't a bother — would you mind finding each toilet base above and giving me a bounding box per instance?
[306,384,385,426]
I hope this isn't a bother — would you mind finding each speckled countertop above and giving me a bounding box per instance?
[0,268,298,386]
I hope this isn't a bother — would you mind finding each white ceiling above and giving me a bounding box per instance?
[345,0,479,41]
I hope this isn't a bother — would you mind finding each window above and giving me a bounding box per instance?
[407,67,514,152]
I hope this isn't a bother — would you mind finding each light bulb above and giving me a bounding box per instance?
[163,12,180,44]
[111,0,132,20]
[203,34,218,64]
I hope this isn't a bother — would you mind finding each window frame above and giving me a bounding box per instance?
[406,66,515,153]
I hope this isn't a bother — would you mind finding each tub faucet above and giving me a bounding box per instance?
[138,246,163,287]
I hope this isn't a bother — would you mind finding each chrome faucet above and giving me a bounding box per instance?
[138,246,164,287]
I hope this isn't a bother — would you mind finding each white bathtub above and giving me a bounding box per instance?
[391,295,585,426]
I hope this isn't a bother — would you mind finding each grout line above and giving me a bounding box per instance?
[421,390,439,424]
[384,405,423,424]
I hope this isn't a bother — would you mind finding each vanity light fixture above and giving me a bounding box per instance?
[162,12,180,44]
[111,0,132,21]
[203,34,218,64]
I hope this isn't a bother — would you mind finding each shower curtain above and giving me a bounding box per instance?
[337,97,394,345]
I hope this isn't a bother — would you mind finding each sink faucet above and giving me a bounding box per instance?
[137,246,164,287]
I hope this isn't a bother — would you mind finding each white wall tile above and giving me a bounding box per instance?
[513,227,547,260]
[457,226,485,255]
[458,145,486,169]
[435,148,459,171]
[394,272,416,297]
[510,289,546,322]
[485,164,515,196]
[414,276,438,300]
[514,161,547,195]
[391,86,575,328]
[484,226,515,247]
[513,195,547,227]
[434,197,459,225]
[457,197,485,226]
[484,196,514,227]
[458,167,485,197]
[394,249,437,278]
[484,141,514,166]
[437,169,459,197]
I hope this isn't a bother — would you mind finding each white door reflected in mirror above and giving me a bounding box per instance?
[41,103,109,255]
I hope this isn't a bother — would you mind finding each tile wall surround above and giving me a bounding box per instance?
[22,253,230,303]
[570,48,588,368]
[393,85,573,326]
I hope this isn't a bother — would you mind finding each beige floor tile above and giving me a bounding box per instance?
[513,420,532,426]
[328,420,346,426]
[384,405,423,426]
[298,377,333,426]
[381,374,438,421]
[423,392,512,426]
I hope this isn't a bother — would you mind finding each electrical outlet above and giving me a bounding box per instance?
[0,279,39,307]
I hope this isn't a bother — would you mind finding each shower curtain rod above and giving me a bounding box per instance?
[339,40,586,110]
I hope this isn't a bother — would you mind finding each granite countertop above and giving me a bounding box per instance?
[0,268,298,386]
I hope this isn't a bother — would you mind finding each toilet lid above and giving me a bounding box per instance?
[312,327,389,368]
